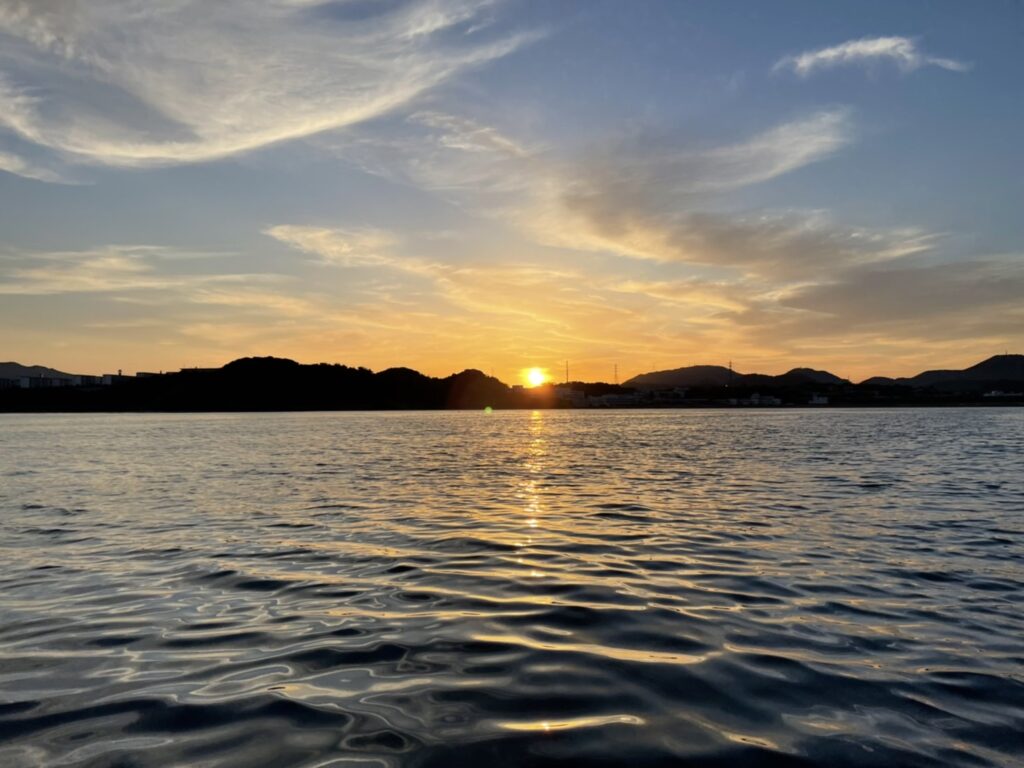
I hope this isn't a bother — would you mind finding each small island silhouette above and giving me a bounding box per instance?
[1,355,1022,412]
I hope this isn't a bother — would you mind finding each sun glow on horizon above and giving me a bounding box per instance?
[524,367,548,387]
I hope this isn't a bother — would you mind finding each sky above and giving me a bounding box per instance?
[0,0,1021,383]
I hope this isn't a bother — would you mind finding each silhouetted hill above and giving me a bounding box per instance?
[625,365,736,389]
[861,355,1024,392]
[443,369,511,409]
[626,356,1023,395]
[222,356,301,374]
[0,357,518,412]
[0,362,77,380]
[776,368,847,386]
[625,364,847,389]
[3,354,1021,411]
[910,354,1024,386]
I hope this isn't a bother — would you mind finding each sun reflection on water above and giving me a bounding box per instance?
[2,411,1019,766]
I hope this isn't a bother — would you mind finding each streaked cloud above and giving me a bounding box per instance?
[334,106,875,279]
[14,100,989,381]
[264,224,586,321]
[410,111,531,159]
[0,245,281,295]
[775,36,970,77]
[545,112,889,276]
[779,258,1024,334]
[566,109,852,201]
[299,103,1023,378]
[439,108,928,282]
[265,225,400,268]
[0,4,1015,382]
[0,0,535,171]
[0,147,71,183]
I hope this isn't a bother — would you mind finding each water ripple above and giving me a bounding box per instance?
[0,409,1022,767]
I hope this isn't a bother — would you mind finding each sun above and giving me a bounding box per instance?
[524,367,547,387]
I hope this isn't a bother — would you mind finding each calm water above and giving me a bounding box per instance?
[0,409,1022,767]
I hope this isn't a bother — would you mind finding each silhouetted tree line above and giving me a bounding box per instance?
[1,356,1020,412]
[0,357,516,412]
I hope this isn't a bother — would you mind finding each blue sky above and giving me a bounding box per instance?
[0,0,1020,382]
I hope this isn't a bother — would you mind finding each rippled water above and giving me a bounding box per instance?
[1,409,1022,767]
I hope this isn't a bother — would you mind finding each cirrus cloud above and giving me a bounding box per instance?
[775,36,970,77]
[0,0,536,176]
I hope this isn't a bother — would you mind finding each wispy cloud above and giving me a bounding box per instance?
[264,223,652,351]
[332,106,869,279]
[302,106,1024,376]
[0,245,281,295]
[543,111,894,277]
[0,0,536,173]
[779,258,1024,334]
[775,36,970,77]
[0,148,72,183]
[265,225,400,268]
[340,108,846,269]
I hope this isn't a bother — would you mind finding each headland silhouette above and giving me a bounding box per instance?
[2,354,1022,412]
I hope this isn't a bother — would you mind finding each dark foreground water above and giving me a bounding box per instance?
[0,409,1022,767]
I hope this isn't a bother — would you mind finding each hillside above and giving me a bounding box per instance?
[0,357,515,411]
[0,362,76,380]
[624,355,1023,393]
[624,364,848,390]
[624,365,736,389]
[775,368,847,386]
[865,355,1024,391]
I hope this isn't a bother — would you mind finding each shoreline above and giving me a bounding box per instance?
[2,402,1021,415]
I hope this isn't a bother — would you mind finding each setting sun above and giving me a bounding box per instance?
[524,367,547,387]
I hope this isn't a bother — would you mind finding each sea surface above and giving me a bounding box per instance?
[0,409,1022,767]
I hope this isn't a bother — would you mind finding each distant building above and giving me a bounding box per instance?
[808,394,829,405]
[729,393,782,406]
[649,387,687,405]
[18,376,74,389]
[72,375,103,386]
[553,386,586,407]
[101,372,133,386]
[0,378,19,390]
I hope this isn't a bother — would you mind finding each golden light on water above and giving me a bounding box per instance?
[496,714,646,732]
[524,367,548,387]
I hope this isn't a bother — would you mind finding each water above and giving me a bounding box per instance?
[0,409,1022,767]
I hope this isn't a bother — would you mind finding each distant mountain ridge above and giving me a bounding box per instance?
[4,354,1022,400]
[625,355,1023,391]
[861,354,1024,391]
[2,356,514,411]
[0,362,76,380]
[624,365,848,389]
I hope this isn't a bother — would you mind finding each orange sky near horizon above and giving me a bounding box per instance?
[1,4,1021,384]
[13,333,1012,386]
